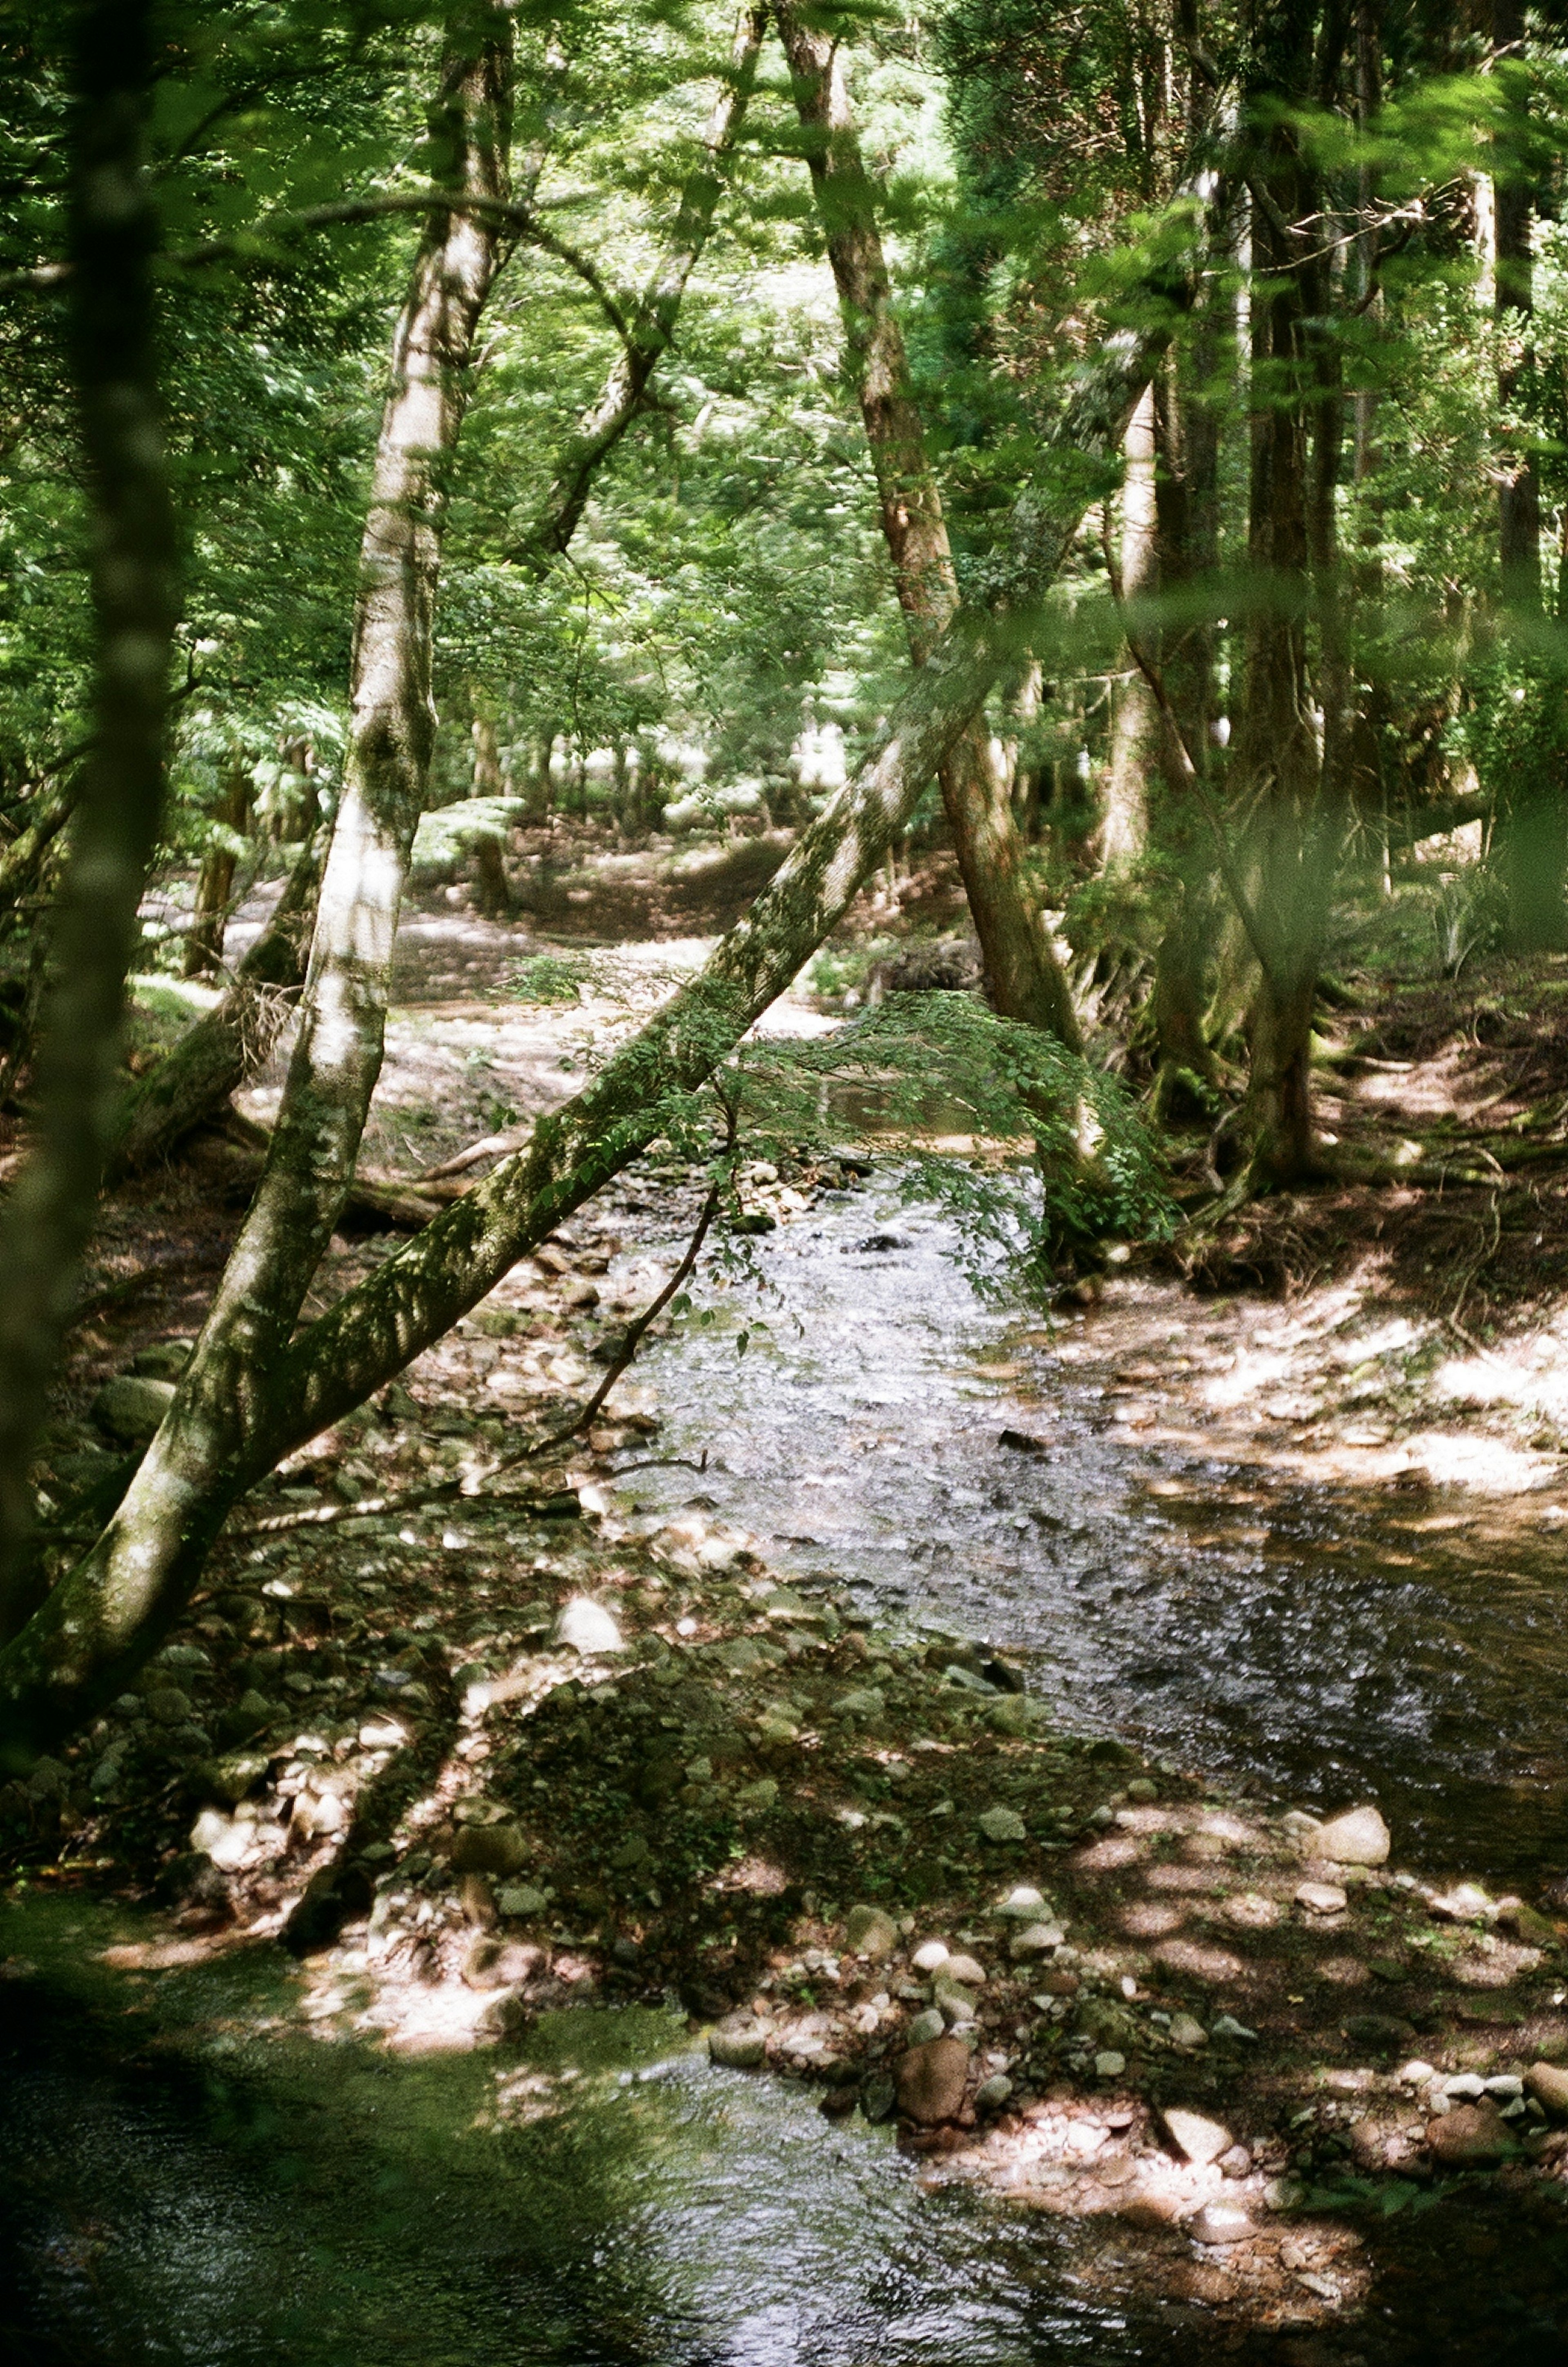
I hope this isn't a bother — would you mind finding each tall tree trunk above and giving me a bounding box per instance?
[1491,0,1564,947]
[0,0,176,1618]
[515,8,766,566]
[182,764,249,978]
[779,6,1081,1047]
[1102,383,1157,867]
[0,260,1189,1750]
[1229,2,1340,1187]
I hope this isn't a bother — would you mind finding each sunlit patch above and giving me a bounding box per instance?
[1153,1937,1247,1984]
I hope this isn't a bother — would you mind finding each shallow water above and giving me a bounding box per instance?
[0,1897,1164,2367]
[627,1196,1568,1888]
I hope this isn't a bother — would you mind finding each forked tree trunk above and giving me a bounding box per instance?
[0,196,1204,1747]
[0,0,177,1619]
[516,7,766,566]
[780,6,1081,1049]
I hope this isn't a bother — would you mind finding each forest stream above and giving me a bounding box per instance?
[7,1195,1568,2367]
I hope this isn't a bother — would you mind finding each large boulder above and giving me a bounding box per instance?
[1312,1805,1391,1866]
[92,1375,176,1445]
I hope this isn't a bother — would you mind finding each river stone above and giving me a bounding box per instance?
[1427,2102,1512,2165]
[233,1690,274,1728]
[905,2007,945,2046]
[734,1778,778,1814]
[92,1374,176,1444]
[1431,1881,1494,1922]
[1505,1901,1559,1945]
[1314,1805,1390,1866]
[1526,2062,1568,2119]
[862,2073,897,2124]
[978,1805,1027,1843]
[1162,2107,1232,2166]
[1187,2201,1254,2247]
[709,2022,768,2069]
[497,1883,549,1918]
[911,1939,950,1973]
[147,1687,193,1725]
[1094,2050,1127,2079]
[189,1808,249,1870]
[835,1687,886,1722]
[1168,2014,1208,2051]
[895,2034,971,2124]
[995,1885,1048,1920]
[195,1750,269,1806]
[1296,1881,1348,1915]
[844,1903,899,1959]
[451,1822,528,1877]
[1009,1922,1065,1959]
[554,1598,624,1656]
[132,1337,194,1379]
[976,2073,1013,2109]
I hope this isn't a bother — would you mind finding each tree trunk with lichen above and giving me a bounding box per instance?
[780,6,1081,1048]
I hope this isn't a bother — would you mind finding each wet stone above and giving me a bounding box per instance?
[709,2022,768,2070]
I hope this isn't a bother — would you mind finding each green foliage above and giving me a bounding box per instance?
[504,950,593,1004]
[726,991,1176,1274]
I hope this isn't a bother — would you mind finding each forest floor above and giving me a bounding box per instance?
[9,842,1568,2355]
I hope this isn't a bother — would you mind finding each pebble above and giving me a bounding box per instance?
[1295,1880,1348,1915]
[861,2073,897,2123]
[1094,2050,1126,2079]
[844,1903,899,1959]
[911,1939,950,1973]
[1167,2014,1208,2051]
[944,1953,987,1987]
[554,1598,624,1656]
[975,2073,1013,2109]
[905,2007,946,2046]
[497,1883,549,1917]
[1397,2058,1436,2087]
[895,2034,971,2125]
[1312,1804,1391,1866]
[734,1778,778,1814]
[1209,2015,1258,2041]
[994,1886,1047,1919]
[977,1805,1027,1843]
[1443,2073,1486,2100]
[1430,1881,1494,1921]
[1162,2107,1232,2166]
[1187,2201,1254,2246]
[1009,1922,1065,1959]
[835,1687,886,1721]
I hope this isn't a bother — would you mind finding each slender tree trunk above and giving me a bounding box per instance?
[515,8,765,565]
[0,0,176,1621]
[1102,383,1157,867]
[182,765,249,978]
[1491,0,1564,947]
[779,6,1081,1047]
[0,258,1187,1749]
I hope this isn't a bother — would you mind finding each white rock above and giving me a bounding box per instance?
[1443,2072,1486,2100]
[1313,1804,1390,1866]
[977,1805,1027,1843]
[1168,2014,1208,2050]
[994,1885,1048,1920]
[911,1939,951,1974]
[1397,2059,1436,2087]
[1295,1881,1348,1915]
[554,1598,624,1656]
[1009,1922,1065,1959]
[1162,2106,1231,2166]
[1187,2201,1254,2247]
[944,1953,987,1987]
[975,2073,1013,2109]
[1094,2050,1127,2079]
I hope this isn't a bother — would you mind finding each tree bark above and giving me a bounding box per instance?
[108,834,325,1175]
[182,764,249,978]
[0,249,1187,1750]
[515,8,766,566]
[779,5,1082,1049]
[1102,383,1157,867]
[0,0,176,1624]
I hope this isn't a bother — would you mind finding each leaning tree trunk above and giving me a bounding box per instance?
[780,5,1081,1049]
[0,185,1207,1751]
[0,0,177,1632]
